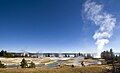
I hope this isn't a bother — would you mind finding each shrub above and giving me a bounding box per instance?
[0,61,7,68]
[29,62,36,68]
[71,65,74,68]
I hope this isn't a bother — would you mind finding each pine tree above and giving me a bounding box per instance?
[20,58,28,68]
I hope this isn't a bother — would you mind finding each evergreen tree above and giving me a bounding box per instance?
[78,53,81,56]
[85,54,93,59]
[74,54,76,57]
[101,49,115,60]
[65,54,67,57]
[20,58,28,68]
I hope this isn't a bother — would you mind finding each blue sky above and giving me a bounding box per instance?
[0,0,120,53]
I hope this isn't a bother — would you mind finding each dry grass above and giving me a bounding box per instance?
[0,66,108,73]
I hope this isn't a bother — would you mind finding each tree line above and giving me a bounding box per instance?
[101,49,120,73]
[0,50,13,57]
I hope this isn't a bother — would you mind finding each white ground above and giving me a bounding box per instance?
[0,57,98,67]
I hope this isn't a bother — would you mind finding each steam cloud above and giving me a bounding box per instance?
[83,0,116,58]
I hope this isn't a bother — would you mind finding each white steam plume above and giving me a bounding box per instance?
[83,0,116,58]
